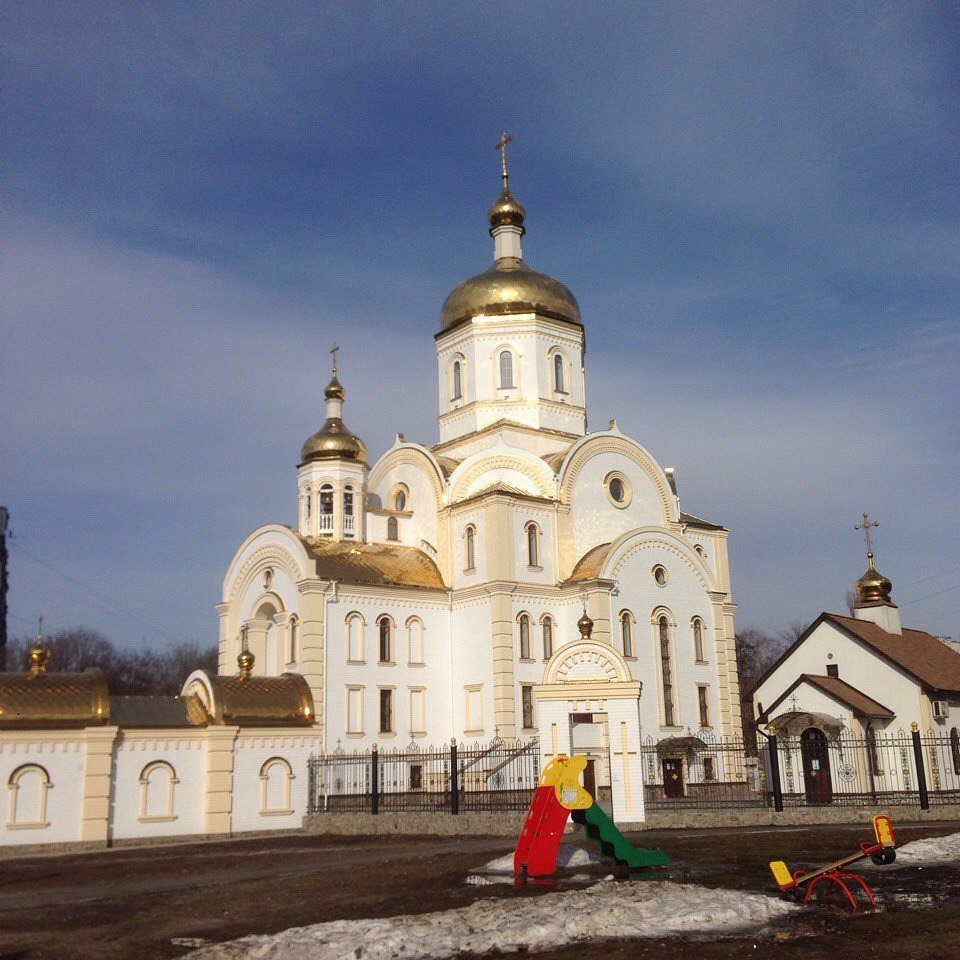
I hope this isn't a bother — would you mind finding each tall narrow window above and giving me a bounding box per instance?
[343,485,355,537]
[452,360,462,399]
[693,619,705,661]
[379,689,393,733]
[659,615,675,726]
[304,491,311,521]
[521,685,535,729]
[621,612,634,658]
[499,350,514,388]
[387,516,399,541]
[698,686,710,727]
[465,525,476,570]
[319,484,334,535]
[519,614,531,659]
[394,490,407,512]
[289,616,298,663]
[542,616,554,660]
[347,613,364,662]
[554,353,564,392]
[378,617,392,663]
[407,617,424,664]
[526,523,539,567]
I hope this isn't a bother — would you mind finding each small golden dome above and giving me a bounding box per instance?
[324,375,344,400]
[577,610,594,639]
[855,554,892,604]
[237,648,255,679]
[28,640,50,676]
[300,418,367,464]
[488,185,526,232]
[440,259,581,330]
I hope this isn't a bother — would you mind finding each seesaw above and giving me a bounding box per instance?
[769,814,896,913]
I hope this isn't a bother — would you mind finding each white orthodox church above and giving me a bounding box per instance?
[220,156,743,820]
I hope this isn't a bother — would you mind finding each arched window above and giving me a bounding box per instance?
[542,616,554,660]
[394,488,407,512]
[346,612,365,662]
[139,761,178,821]
[303,489,311,522]
[519,614,531,660]
[378,616,393,663]
[289,615,299,663]
[499,350,514,389]
[319,484,334,535]
[620,611,634,658]
[452,360,462,400]
[692,618,706,662]
[407,617,424,664]
[526,522,540,568]
[658,615,676,726]
[465,525,476,571]
[7,764,50,828]
[952,727,960,776]
[344,485,355,537]
[553,353,564,392]
[387,516,399,541]
[260,758,294,815]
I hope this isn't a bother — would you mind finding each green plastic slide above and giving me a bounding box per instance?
[572,802,670,871]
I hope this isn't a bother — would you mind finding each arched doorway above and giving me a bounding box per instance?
[801,727,833,804]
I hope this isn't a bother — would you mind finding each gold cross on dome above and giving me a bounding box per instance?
[854,512,879,559]
[495,131,513,186]
[330,342,339,376]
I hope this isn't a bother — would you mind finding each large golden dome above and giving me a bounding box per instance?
[301,417,367,464]
[440,258,581,331]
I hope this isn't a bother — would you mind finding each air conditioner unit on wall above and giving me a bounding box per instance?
[932,700,949,721]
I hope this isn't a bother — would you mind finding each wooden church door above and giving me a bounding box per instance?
[801,728,833,804]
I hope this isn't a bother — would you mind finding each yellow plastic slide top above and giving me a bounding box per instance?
[538,755,593,810]
[769,860,794,889]
[873,814,895,847]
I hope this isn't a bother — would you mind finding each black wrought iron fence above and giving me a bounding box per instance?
[308,737,540,815]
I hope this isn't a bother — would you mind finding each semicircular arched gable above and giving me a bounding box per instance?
[449,454,555,502]
[367,447,445,508]
[559,436,675,522]
[544,641,633,684]
[227,542,307,606]
[604,532,717,593]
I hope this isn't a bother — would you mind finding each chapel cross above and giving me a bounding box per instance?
[495,131,513,186]
[854,512,879,559]
[330,342,339,376]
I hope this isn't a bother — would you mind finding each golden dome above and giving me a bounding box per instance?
[488,185,526,232]
[440,258,581,331]
[301,417,367,464]
[324,375,344,400]
[237,648,255,678]
[855,554,892,604]
[577,610,594,639]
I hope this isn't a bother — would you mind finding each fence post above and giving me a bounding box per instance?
[911,723,929,811]
[371,743,379,815]
[307,755,317,815]
[450,738,459,815]
[766,727,784,812]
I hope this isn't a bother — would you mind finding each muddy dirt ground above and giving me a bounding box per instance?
[0,821,957,960]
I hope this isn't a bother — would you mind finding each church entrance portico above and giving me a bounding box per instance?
[535,640,645,824]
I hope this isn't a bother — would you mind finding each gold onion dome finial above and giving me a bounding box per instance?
[489,130,525,234]
[28,615,50,676]
[577,605,594,639]
[301,344,367,465]
[238,626,255,679]
[853,512,892,604]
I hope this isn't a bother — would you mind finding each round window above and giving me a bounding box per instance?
[604,472,632,508]
[609,477,625,502]
[652,565,668,587]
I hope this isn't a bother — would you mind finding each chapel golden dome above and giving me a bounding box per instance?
[300,367,367,466]
[855,554,893,604]
[488,185,526,232]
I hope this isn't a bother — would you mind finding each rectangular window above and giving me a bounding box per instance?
[346,686,364,734]
[409,688,425,735]
[379,688,393,734]
[698,686,710,728]
[521,685,535,729]
[702,756,716,781]
[519,616,531,659]
[465,685,483,734]
[409,763,423,791]
[827,663,839,678]
[542,619,553,660]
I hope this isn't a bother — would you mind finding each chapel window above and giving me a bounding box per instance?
[379,689,394,734]
[465,525,476,571]
[693,619,706,662]
[319,484,334,535]
[387,516,399,541]
[698,686,710,728]
[659,615,676,726]
[542,616,554,660]
[519,614,531,660]
[521,685,535,730]
[553,353,564,392]
[452,360,462,400]
[499,350,514,389]
[620,611,634,658]
[378,617,393,663]
[526,523,540,568]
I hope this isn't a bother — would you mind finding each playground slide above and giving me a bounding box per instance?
[514,784,571,877]
[572,802,670,871]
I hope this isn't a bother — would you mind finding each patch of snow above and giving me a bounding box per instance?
[481,844,607,874]
[193,880,796,960]
[862,830,960,869]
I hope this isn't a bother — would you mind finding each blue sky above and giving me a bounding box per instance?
[2,2,958,650]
